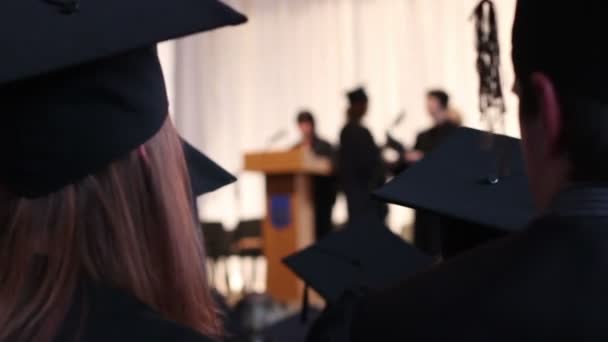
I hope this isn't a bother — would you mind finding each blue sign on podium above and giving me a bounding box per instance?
[270,195,291,230]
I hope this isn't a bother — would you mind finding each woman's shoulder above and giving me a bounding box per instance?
[57,284,216,342]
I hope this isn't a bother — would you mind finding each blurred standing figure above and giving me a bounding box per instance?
[338,87,388,225]
[294,111,338,240]
[407,89,460,257]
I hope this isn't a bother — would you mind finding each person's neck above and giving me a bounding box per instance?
[433,113,449,126]
[303,135,315,146]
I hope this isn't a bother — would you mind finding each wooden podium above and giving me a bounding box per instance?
[244,148,331,303]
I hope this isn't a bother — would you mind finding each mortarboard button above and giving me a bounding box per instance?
[485,175,500,185]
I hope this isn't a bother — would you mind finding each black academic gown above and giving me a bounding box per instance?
[352,192,608,340]
[311,136,338,240]
[338,121,387,224]
[411,121,459,257]
[296,136,338,240]
[55,282,215,342]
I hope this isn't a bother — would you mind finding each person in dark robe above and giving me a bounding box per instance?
[0,1,246,341]
[406,89,460,258]
[294,111,338,240]
[352,1,608,340]
[338,87,388,224]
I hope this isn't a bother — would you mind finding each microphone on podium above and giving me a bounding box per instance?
[264,129,287,150]
[389,111,406,130]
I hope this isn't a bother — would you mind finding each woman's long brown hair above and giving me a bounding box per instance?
[0,118,220,341]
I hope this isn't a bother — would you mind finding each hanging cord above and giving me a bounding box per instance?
[471,0,506,132]
[471,0,511,181]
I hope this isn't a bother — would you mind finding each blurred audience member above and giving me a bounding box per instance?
[294,111,338,240]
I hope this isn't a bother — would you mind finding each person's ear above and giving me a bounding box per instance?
[530,72,563,156]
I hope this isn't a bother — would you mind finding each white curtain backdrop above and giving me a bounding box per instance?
[158,0,518,232]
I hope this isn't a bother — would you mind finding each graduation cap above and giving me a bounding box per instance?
[346,87,369,105]
[0,0,246,198]
[375,127,535,256]
[182,140,235,197]
[283,217,433,304]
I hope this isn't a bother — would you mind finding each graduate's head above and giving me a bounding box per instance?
[347,87,369,122]
[0,119,224,340]
[0,0,245,340]
[297,110,316,139]
[512,0,608,210]
[426,90,450,122]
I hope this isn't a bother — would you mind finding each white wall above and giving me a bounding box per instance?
[158,0,519,232]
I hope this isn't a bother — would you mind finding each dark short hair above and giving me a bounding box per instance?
[297,111,315,126]
[519,82,608,182]
[427,90,449,109]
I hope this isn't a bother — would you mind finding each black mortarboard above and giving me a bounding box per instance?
[283,218,433,304]
[375,127,534,234]
[0,0,246,198]
[182,140,235,197]
[346,87,369,105]
[512,1,605,102]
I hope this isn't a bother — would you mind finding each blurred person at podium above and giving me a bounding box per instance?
[407,89,461,257]
[293,111,338,240]
[338,87,388,225]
